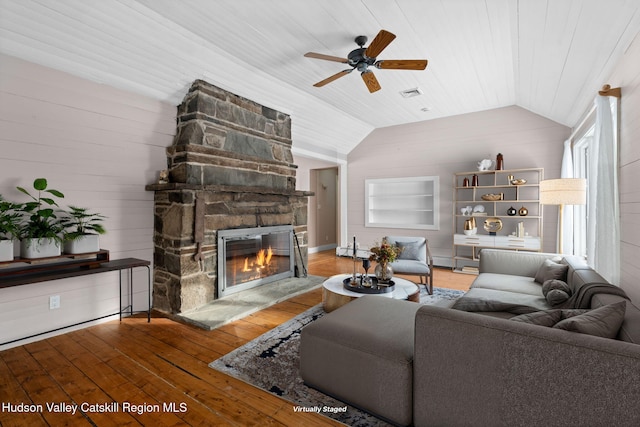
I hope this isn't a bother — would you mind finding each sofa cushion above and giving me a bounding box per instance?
[534,259,569,284]
[452,287,550,314]
[470,272,543,296]
[511,301,626,339]
[390,259,430,275]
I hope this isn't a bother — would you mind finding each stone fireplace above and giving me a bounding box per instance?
[146,80,312,314]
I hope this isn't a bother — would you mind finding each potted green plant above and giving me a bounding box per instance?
[16,178,65,259]
[60,206,107,254]
[0,195,21,261]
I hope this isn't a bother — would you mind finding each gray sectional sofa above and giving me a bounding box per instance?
[300,249,640,426]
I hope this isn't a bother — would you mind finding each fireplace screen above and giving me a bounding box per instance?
[217,225,295,298]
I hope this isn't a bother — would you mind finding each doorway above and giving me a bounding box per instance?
[309,167,338,252]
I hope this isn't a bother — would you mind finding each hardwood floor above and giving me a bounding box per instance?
[0,251,474,426]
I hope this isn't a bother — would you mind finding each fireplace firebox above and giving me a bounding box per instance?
[217,225,295,298]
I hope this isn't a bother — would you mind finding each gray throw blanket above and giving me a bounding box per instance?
[558,282,629,309]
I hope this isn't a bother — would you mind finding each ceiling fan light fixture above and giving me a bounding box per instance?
[400,87,423,98]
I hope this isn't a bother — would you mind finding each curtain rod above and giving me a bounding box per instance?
[599,84,621,98]
[568,84,621,141]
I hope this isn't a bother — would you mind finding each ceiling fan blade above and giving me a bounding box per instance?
[376,59,428,70]
[361,71,381,93]
[365,30,396,58]
[313,69,352,87]
[304,52,348,63]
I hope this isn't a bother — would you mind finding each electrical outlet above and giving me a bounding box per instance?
[49,295,60,310]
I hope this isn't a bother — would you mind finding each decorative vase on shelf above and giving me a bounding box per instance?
[375,262,394,283]
[507,206,517,216]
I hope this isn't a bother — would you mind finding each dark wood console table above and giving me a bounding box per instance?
[0,254,151,346]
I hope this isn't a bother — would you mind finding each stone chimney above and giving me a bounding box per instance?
[146,80,312,314]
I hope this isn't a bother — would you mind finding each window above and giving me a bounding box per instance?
[572,126,593,258]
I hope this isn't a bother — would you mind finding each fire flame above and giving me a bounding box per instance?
[241,246,273,272]
[256,246,273,267]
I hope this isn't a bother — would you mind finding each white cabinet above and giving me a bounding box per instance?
[365,176,439,230]
[452,168,543,273]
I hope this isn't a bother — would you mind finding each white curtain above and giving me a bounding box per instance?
[560,139,575,254]
[587,96,620,283]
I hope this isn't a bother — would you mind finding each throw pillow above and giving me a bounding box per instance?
[397,241,421,260]
[534,259,569,284]
[511,309,587,327]
[547,289,570,306]
[554,301,626,339]
[510,301,627,339]
[542,279,572,306]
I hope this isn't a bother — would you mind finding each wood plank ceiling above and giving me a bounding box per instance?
[1,0,639,159]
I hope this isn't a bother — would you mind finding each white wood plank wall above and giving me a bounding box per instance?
[0,54,174,349]
[611,33,640,302]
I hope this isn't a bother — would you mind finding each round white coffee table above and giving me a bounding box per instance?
[322,274,420,312]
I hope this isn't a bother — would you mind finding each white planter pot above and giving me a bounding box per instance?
[20,238,61,259]
[64,234,100,254]
[0,239,14,262]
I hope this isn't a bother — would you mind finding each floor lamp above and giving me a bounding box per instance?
[540,178,586,254]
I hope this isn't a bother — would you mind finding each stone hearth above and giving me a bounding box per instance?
[146,80,312,314]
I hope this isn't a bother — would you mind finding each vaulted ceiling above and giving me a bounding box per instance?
[1,0,639,160]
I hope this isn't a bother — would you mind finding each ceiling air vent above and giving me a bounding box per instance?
[399,87,423,98]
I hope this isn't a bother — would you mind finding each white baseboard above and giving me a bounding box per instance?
[309,244,337,254]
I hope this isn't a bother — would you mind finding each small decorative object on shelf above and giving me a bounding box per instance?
[464,217,477,235]
[481,193,502,201]
[158,169,169,184]
[369,238,401,283]
[507,206,517,216]
[463,177,469,187]
[483,217,503,235]
[511,178,527,185]
[496,153,504,170]
[471,174,479,186]
[477,159,494,171]
[518,206,529,216]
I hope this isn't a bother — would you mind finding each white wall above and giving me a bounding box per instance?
[610,32,640,302]
[0,54,174,349]
[347,106,570,266]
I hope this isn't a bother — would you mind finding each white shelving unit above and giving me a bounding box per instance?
[452,168,543,273]
[365,176,440,230]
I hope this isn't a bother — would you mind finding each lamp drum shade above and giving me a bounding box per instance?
[540,178,586,206]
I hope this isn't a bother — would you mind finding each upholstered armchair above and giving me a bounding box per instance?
[385,236,434,294]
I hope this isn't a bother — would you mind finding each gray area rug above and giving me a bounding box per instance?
[209,287,465,426]
[177,275,325,330]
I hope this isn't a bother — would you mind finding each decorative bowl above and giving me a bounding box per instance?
[481,194,502,201]
[511,178,527,185]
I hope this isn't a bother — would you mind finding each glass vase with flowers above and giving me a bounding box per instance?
[369,238,401,283]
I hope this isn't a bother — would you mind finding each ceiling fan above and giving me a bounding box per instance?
[304,29,428,93]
